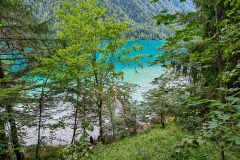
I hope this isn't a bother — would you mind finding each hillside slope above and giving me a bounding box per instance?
[81,124,225,160]
[99,0,195,39]
[27,0,195,39]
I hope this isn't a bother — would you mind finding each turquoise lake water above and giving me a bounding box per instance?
[24,40,165,145]
[30,40,165,101]
[120,40,165,101]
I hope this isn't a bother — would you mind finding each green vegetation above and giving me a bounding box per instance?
[24,122,239,160]
[84,123,238,160]
[26,0,195,39]
[146,0,240,159]
[0,0,52,159]
[0,0,240,160]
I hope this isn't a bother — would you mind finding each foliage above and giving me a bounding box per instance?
[0,0,52,159]
[81,123,237,160]
[60,140,94,160]
[23,123,240,160]
[149,0,240,159]
[26,0,195,39]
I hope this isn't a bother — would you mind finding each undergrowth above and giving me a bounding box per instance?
[26,122,239,160]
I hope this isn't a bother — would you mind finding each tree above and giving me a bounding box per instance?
[0,0,52,159]
[37,0,144,149]
[150,0,240,159]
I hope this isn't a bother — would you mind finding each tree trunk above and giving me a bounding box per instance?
[214,1,225,160]
[1,60,24,160]
[221,146,225,160]
[161,113,165,128]
[0,116,9,160]
[214,0,224,102]
[36,76,49,160]
[98,99,104,144]
[0,61,9,159]
[83,98,87,136]
[92,54,104,144]
[72,78,81,144]
[7,105,25,160]
[109,106,116,139]
[36,99,43,160]
[71,108,78,144]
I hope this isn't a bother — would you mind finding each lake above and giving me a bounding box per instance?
[121,40,165,101]
[24,40,165,145]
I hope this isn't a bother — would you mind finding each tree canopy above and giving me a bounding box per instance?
[147,0,240,159]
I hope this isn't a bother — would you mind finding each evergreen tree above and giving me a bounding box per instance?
[0,0,52,159]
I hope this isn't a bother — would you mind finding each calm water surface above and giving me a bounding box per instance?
[24,40,165,145]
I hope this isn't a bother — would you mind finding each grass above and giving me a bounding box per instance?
[25,122,240,160]
[81,123,216,160]
[25,146,62,160]
[83,124,183,160]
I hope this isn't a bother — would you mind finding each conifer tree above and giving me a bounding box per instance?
[0,0,52,159]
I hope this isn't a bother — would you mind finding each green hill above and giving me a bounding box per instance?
[26,0,195,39]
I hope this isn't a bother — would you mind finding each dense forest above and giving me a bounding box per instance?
[0,0,240,160]
[25,0,195,39]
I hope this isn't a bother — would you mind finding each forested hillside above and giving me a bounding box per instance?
[26,0,195,39]
[1,0,240,160]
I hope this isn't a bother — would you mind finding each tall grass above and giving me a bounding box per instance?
[82,123,221,160]
[26,122,239,160]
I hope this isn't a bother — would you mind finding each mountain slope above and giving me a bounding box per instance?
[27,0,195,39]
[99,0,195,39]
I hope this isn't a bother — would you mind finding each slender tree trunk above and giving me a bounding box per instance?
[79,97,87,137]
[0,116,9,160]
[98,99,104,143]
[72,78,81,144]
[221,146,225,160]
[92,53,104,143]
[160,112,165,129]
[36,76,49,160]
[71,108,78,144]
[110,107,115,138]
[7,105,25,160]
[1,60,24,160]
[83,98,87,135]
[214,1,225,160]
[214,0,224,102]
[36,99,43,160]
[0,61,9,159]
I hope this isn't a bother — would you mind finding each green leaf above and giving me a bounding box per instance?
[226,10,235,17]
[230,136,240,145]
[216,0,221,5]
[207,120,218,129]
[175,148,181,153]
[182,137,193,144]
[225,96,239,102]
[213,110,223,115]
[221,114,231,121]
[236,122,240,128]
